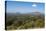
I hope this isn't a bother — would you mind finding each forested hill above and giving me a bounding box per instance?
[5,12,45,30]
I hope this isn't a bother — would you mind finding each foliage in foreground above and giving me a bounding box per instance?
[6,15,45,30]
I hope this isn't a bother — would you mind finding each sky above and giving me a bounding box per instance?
[6,1,45,14]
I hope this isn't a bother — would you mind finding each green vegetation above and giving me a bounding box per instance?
[6,15,45,30]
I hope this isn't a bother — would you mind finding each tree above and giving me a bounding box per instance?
[34,19,44,28]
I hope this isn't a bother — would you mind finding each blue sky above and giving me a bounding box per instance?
[6,1,44,14]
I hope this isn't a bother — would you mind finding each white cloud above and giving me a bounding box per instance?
[32,4,37,7]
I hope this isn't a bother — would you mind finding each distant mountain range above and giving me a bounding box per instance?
[6,12,44,16]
